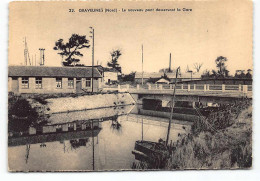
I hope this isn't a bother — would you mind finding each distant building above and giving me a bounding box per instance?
[8,66,102,94]
[135,71,202,84]
[103,67,119,84]
[155,77,171,84]
[135,72,164,84]
[166,72,201,83]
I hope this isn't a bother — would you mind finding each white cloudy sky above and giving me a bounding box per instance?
[9,0,252,75]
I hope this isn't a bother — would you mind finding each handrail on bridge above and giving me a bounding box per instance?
[114,83,252,96]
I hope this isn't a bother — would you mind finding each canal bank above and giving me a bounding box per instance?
[43,92,135,114]
[9,92,136,115]
[8,92,136,134]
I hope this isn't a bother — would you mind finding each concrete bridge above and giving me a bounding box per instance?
[104,83,252,104]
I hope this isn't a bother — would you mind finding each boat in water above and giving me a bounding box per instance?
[132,140,171,168]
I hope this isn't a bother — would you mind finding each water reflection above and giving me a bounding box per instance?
[8,105,191,171]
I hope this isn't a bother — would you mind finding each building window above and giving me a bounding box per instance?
[21,77,29,89]
[86,78,91,88]
[68,78,74,88]
[56,78,62,88]
[35,77,42,89]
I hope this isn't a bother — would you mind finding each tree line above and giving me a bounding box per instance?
[201,56,252,79]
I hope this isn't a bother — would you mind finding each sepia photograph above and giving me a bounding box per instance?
[8,0,253,172]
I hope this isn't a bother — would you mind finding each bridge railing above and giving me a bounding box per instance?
[117,83,252,95]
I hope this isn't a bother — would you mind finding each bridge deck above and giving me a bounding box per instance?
[129,89,252,99]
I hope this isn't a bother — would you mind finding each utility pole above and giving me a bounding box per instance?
[169,53,171,72]
[142,44,144,86]
[91,120,95,171]
[166,66,180,146]
[90,27,95,93]
[142,118,143,141]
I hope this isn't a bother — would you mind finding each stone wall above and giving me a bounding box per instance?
[29,92,135,114]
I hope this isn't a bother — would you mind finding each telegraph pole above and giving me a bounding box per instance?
[142,44,144,86]
[169,53,172,72]
[90,27,95,93]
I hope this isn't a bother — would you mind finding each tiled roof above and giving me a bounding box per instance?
[103,67,119,72]
[8,66,102,78]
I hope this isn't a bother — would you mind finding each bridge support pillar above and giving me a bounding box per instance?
[148,84,151,90]
[194,84,196,91]
[188,84,190,91]
[137,84,140,90]
[238,84,242,92]
[243,85,248,94]
[29,127,36,135]
[222,84,225,92]
[204,84,207,92]
[181,84,184,90]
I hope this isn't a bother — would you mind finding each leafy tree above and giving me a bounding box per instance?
[246,69,252,79]
[122,72,136,82]
[215,56,228,77]
[107,49,122,73]
[235,70,246,78]
[53,34,90,66]
[201,69,211,79]
[201,56,231,79]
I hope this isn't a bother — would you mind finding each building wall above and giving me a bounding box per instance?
[104,72,118,83]
[9,77,101,94]
[81,78,100,92]
[8,77,12,92]
[135,78,149,84]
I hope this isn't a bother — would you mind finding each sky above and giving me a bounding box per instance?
[9,0,253,75]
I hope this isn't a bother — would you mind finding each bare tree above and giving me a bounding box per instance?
[193,63,203,72]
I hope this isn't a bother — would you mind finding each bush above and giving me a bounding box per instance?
[8,96,39,132]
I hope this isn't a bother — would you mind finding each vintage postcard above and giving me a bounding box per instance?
[8,0,253,171]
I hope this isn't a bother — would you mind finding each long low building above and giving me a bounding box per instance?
[135,72,201,84]
[8,66,102,94]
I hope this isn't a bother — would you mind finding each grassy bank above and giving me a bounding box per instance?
[166,99,252,169]
[133,99,252,170]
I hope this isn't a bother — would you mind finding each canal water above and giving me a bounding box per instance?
[8,105,192,171]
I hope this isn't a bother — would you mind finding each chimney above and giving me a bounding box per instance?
[39,48,45,66]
